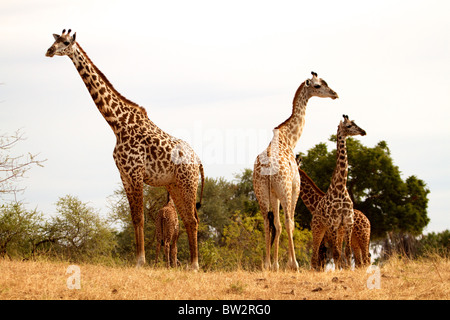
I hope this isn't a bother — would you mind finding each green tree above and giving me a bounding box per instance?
[219,210,312,271]
[296,137,430,239]
[43,195,117,262]
[232,169,259,216]
[198,170,259,242]
[419,230,449,257]
[0,201,44,258]
[198,177,235,239]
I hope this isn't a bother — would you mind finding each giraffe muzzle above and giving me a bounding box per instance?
[331,91,339,99]
[46,47,56,57]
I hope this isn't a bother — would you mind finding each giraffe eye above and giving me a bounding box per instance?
[314,85,321,89]
[63,41,70,46]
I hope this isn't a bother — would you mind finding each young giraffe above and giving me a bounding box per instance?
[311,115,366,270]
[46,29,204,269]
[296,159,371,268]
[253,72,339,271]
[155,193,180,268]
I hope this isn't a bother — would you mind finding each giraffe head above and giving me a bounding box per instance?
[305,71,339,100]
[45,29,77,57]
[339,114,367,137]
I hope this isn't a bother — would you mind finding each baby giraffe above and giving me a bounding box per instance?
[311,115,366,270]
[296,157,371,268]
[155,193,180,268]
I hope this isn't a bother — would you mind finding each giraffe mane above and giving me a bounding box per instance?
[298,168,325,197]
[75,43,148,118]
[275,81,305,130]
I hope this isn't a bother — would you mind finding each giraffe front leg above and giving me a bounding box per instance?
[361,240,371,267]
[285,181,300,272]
[116,153,146,268]
[344,229,353,269]
[342,215,354,269]
[121,177,146,268]
[333,228,344,270]
[284,215,299,271]
[131,197,146,267]
[352,239,363,268]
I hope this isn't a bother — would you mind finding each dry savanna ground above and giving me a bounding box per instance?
[0,256,449,300]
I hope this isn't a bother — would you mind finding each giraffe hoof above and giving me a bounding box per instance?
[135,256,146,268]
[288,261,299,272]
[189,261,199,272]
[272,262,280,272]
[292,265,300,272]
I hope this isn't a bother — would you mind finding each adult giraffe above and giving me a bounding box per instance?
[253,72,338,271]
[46,29,204,269]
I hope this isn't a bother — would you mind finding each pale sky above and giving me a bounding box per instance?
[1,0,449,234]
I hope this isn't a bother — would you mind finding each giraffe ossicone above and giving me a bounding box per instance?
[46,29,204,270]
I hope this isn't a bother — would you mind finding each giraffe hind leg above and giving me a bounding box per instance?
[311,216,327,271]
[268,211,276,248]
[155,240,161,266]
[164,242,171,268]
[170,227,180,268]
[167,182,199,271]
[269,197,281,271]
[254,174,272,270]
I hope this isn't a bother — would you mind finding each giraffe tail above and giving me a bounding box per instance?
[268,211,276,246]
[196,163,205,210]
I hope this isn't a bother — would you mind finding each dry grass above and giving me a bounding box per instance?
[0,256,449,300]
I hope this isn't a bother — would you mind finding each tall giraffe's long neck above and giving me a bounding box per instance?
[299,169,325,213]
[329,126,348,192]
[68,43,149,135]
[276,83,309,149]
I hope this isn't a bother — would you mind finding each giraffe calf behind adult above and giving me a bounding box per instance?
[155,195,180,268]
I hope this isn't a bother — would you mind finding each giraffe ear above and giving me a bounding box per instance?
[305,79,311,87]
[53,34,60,40]
[72,32,76,42]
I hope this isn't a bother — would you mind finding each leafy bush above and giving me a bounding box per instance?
[419,230,449,257]
[0,202,44,259]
